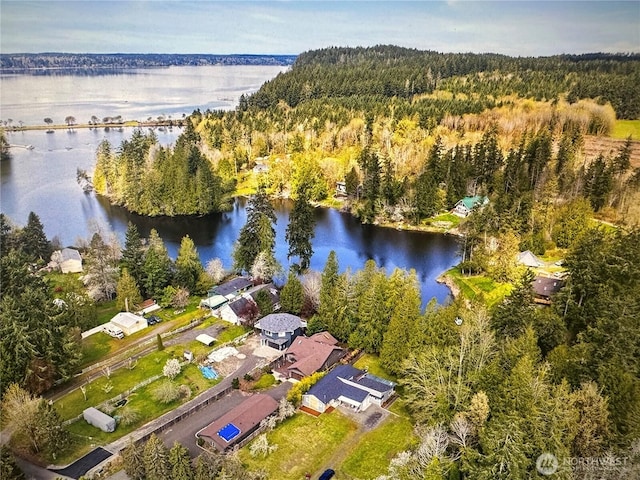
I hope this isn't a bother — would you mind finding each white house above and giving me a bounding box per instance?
[110,312,147,336]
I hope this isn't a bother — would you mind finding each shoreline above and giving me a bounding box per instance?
[3,119,186,134]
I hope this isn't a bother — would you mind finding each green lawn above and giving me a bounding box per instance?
[611,119,640,140]
[353,354,396,383]
[339,401,417,479]
[445,267,513,308]
[251,373,276,390]
[56,350,177,421]
[240,411,358,480]
[96,299,120,325]
[53,364,219,465]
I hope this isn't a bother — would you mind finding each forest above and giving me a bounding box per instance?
[2,45,640,478]
[0,53,296,71]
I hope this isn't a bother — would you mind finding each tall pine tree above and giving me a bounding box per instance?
[285,187,316,273]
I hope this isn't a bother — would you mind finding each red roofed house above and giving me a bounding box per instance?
[196,394,278,452]
[278,332,345,381]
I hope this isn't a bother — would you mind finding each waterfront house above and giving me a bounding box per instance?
[453,196,489,217]
[212,277,254,300]
[255,313,306,350]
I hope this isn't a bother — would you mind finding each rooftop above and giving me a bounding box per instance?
[214,277,253,297]
[198,394,278,451]
[256,313,305,333]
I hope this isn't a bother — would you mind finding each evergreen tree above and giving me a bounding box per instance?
[280,271,304,315]
[20,211,51,263]
[0,445,25,480]
[233,186,277,273]
[358,147,381,222]
[0,213,18,258]
[143,229,173,300]
[194,452,221,480]
[285,188,316,273]
[380,270,421,375]
[121,222,145,292]
[254,288,274,317]
[169,441,194,480]
[122,440,146,480]
[491,270,536,339]
[175,235,203,294]
[116,268,143,312]
[317,251,340,333]
[344,166,359,197]
[143,434,171,480]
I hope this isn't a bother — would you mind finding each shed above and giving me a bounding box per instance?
[83,407,116,433]
[110,312,148,336]
[196,334,217,346]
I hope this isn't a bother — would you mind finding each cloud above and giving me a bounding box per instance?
[1,0,638,55]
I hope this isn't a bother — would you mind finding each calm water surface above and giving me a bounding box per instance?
[1,67,460,306]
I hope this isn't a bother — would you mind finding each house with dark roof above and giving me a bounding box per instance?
[196,394,278,451]
[218,295,259,325]
[212,277,254,299]
[255,313,306,350]
[453,196,489,217]
[302,364,396,414]
[533,276,565,305]
[279,332,345,380]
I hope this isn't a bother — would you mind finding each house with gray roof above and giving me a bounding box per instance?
[52,248,83,273]
[302,364,396,414]
[254,313,306,350]
[517,250,544,268]
[212,276,253,299]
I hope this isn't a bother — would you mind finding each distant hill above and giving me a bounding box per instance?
[0,53,297,71]
[247,45,640,119]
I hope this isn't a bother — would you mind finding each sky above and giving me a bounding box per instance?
[1,1,638,57]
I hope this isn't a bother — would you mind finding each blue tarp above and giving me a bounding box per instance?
[199,365,219,379]
[218,423,240,442]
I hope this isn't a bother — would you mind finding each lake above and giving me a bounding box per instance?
[0,66,460,306]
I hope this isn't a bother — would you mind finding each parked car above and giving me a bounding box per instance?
[104,324,124,339]
[319,469,335,480]
[146,315,161,325]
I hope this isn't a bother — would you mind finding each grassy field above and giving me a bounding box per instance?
[339,401,416,479]
[611,119,640,140]
[240,410,358,480]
